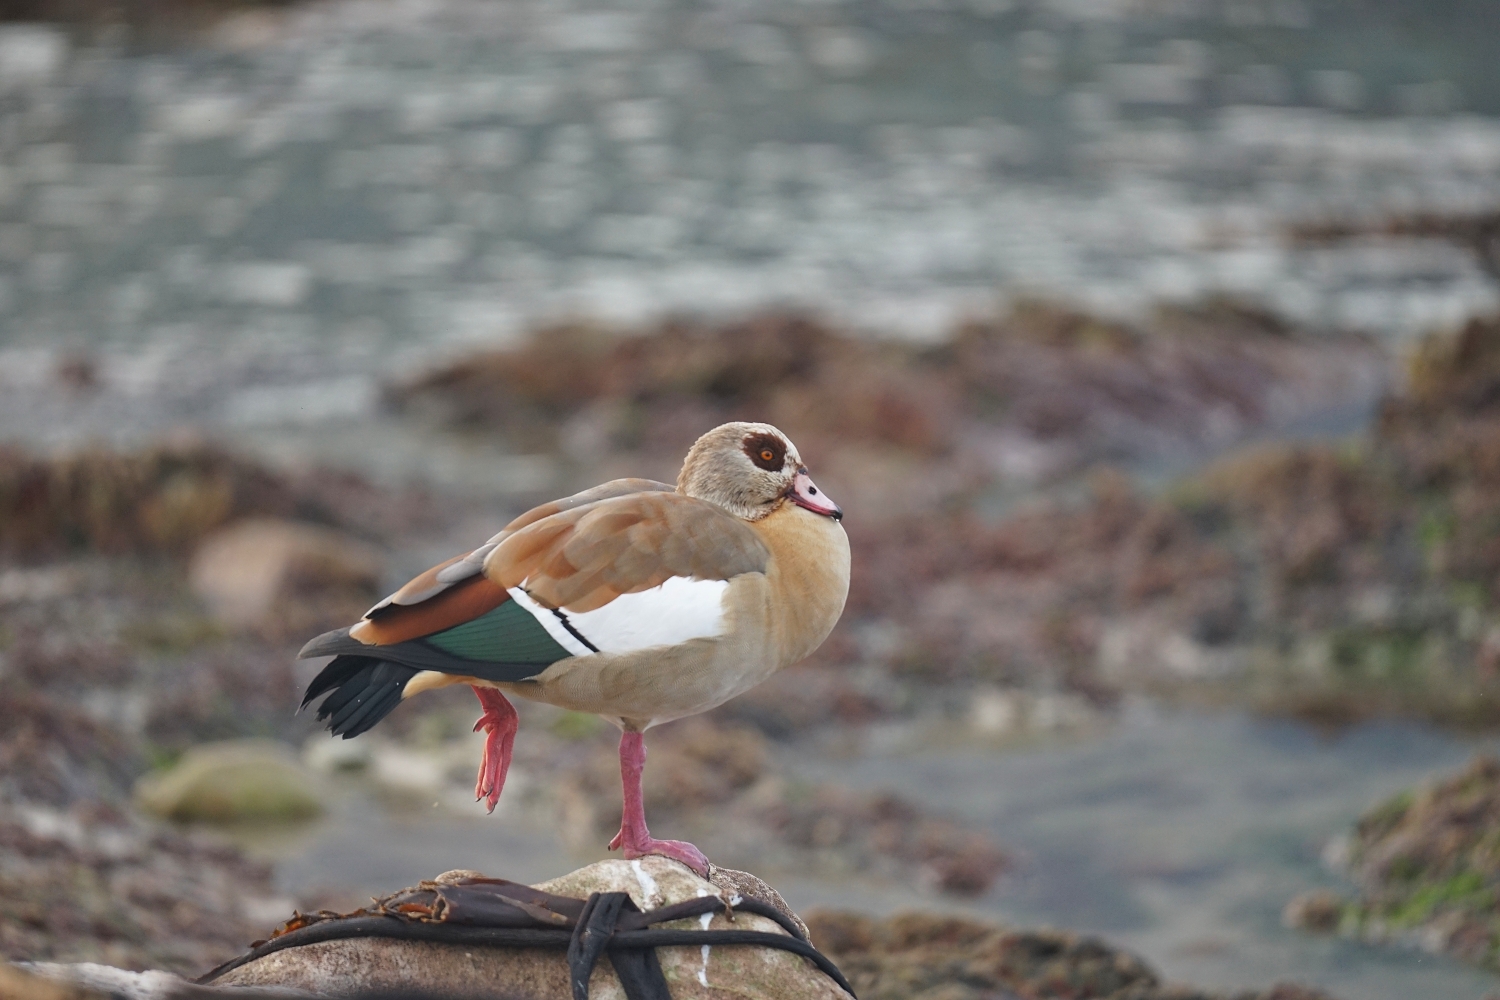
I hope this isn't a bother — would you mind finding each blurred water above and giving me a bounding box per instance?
[791,705,1500,1000]
[4,0,1500,454]
[269,706,1500,1000]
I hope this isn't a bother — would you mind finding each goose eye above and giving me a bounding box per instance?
[760,449,775,462]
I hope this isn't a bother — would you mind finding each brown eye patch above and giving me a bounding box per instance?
[742,432,787,471]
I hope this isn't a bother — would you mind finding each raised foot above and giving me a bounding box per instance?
[471,687,518,814]
[608,831,710,876]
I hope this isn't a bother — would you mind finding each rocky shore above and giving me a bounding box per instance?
[8,854,1345,1000]
[2,302,1497,996]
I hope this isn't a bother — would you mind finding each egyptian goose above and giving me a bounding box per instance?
[299,422,849,874]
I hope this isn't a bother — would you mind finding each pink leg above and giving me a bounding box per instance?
[606,730,710,875]
[471,686,519,814]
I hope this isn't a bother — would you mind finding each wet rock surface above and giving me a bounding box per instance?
[0,473,358,974]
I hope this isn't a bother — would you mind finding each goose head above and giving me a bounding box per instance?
[677,421,843,523]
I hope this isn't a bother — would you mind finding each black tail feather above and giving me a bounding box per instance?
[300,653,369,710]
[328,662,409,736]
[302,655,418,739]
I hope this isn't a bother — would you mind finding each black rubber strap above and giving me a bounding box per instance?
[196,918,571,983]
[620,894,811,943]
[612,929,854,994]
[601,898,671,1000]
[197,896,856,999]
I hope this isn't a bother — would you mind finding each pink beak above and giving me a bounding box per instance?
[789,468,842,520]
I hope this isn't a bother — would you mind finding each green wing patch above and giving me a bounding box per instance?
[425,600,573,664]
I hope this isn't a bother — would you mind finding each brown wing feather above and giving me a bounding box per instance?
[350,575,510,645]
[484,491,770,612]
[344,478,676,643]
[496,478,674,536]
[365,553,470,618]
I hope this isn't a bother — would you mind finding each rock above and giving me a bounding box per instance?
[803,910,1342,1000]
[0,442,388,563]
[213,857,850,999]
[134,740,323,823]
[13,962,306,1000]
[188,518,382,634]
[1289,755,1500,970]
[16,963,188,1000]
[1,962,110,1000]
[1282,890,1346,933]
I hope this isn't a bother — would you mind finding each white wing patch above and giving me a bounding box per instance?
[508,576,729,658]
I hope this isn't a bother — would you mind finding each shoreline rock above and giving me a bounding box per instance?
[1287,755,1500,971]
[133,739,323,824]
[212,857,848,1000]
[808,910,1342,1000]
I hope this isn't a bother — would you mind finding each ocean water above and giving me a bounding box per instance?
[3,0,1500,457]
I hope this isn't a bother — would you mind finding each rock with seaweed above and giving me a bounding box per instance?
[1286,755,1500,969]
[1202,315,1500,723]
[834,313,1500,726]
[806,909,1341,1000]
[387,305,1380,476]
[0,439,418,564]
[1291,209,1500,281]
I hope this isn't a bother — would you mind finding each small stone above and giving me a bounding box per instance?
[134,739,323,823]
[1283,890,1346,933]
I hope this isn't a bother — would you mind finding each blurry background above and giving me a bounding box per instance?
[4,1,1500,998]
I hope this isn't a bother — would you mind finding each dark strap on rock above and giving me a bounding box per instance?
[569,892,670,1000]
[197,877,856,999]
